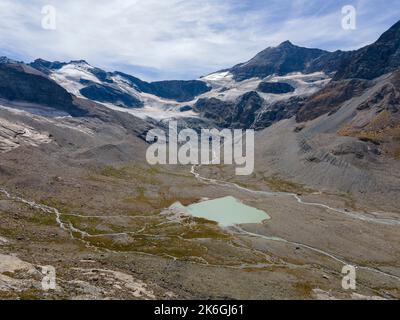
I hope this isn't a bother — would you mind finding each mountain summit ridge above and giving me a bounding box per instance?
[334,20,400,80]
[0,19,399,128]
[227,41,328,81]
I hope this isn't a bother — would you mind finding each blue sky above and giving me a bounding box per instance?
[0,0,398,81]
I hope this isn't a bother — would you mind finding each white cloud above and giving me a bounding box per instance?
[0,0,397,80]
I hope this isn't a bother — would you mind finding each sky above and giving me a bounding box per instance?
[0,0,398,81]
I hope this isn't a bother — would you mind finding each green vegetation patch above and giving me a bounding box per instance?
[263,176,315,194]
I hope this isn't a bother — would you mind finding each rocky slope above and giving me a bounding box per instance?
[196,71,330,129]
[295,79,371,122]
[226,41,328,81]
[338,70,400,158]
[334,20,400,80]
[0,18,400,301]
[200,20,400,134]
[0,62,87,117]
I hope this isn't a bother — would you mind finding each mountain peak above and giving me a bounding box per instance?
[228,41,327,81]
[0,56,18,64]
[377,19,400,43]
[33,58,50,63]
[334,19,400,80]
[278,40,294,48]
[29,59,66,74]
[69,59,90,66]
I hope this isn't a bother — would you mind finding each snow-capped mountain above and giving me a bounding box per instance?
[26,50,332,125]
[1,19,400,131]
[29,59,212,120]
[3,38,350,127]
[197,70,330,129]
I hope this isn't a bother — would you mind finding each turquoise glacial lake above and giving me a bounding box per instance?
[183,196,270,227]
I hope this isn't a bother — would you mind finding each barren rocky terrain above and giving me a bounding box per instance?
[1,20,400,300]
[0,101,399,299]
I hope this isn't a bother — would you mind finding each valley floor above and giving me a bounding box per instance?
[0,150,399,299]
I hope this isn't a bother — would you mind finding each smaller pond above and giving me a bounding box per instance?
[180,196,270,227]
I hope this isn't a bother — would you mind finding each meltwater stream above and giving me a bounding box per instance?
[190,165,400,226]
[1,157,399,282]
[189,164,400,282]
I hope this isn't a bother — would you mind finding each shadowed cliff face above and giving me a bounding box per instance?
[194,97,235,128]
[252,96,306,130]
[194,91,264,129]
[79,82,144,108]
[0,63,87,117]
[293,20,400,135]
[148,80,211,102]
[334,20,400,81]
[257,82,295,94]
[230,91,265,128]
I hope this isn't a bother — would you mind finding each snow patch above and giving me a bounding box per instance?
[50,62,101,96]
[196,71,331,104]
[101,102,198,121]
[0,115,52,153]
[202,71,233,82]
